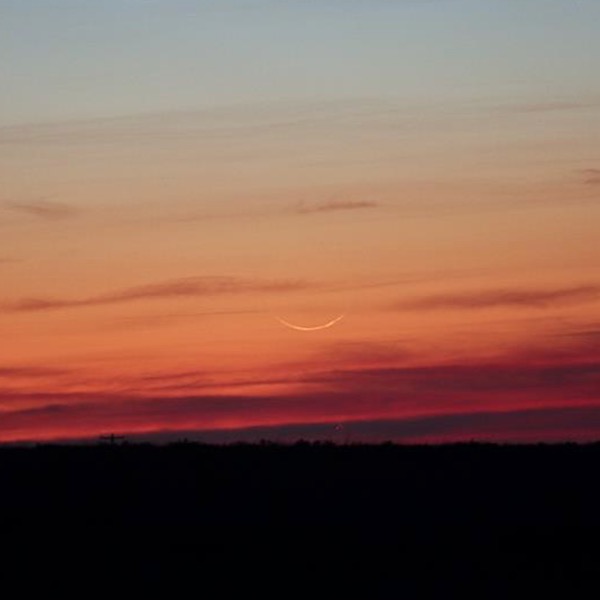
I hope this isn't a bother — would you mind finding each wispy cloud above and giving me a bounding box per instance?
[550,326,600,355]
[0,366,69,379]
[168,198,381,224]
[293,199,379,215]
[1,358,599,443]
[3,200,79,220]
[106,308,263,331]
[311,362,600,396]
[507,100,600,114]
[566,329,600,341]
[0,97,399,147]
[111,404,600,445]
[2,316,600,443]
[4,276,311,313]
[581,169,600,185]
[2,320,600,442]
[397,285,600,311]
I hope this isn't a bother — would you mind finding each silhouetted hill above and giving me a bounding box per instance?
[1,442,598,595]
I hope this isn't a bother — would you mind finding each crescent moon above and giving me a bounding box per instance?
[275,314,345,332]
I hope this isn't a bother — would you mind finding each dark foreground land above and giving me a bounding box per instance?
[1,441,599,595]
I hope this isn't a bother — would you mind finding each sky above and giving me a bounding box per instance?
[1,0,600,444]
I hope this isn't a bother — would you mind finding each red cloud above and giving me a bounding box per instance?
[1,359,599,444]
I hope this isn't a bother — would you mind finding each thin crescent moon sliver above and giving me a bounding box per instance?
[275,314,345,332]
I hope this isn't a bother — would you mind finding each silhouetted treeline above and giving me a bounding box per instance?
[2,441,599,528]
[1,441,598,595]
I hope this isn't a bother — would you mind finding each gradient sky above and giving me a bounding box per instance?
[1,0,600,443]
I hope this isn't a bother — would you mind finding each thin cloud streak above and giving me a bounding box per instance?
[293,199,379,214]
[581,168,600,185]
[398,285,600,311]
[3,276,311,313]
[162,198,380,225]
[567,330,600,341]
[506,100,600,114]
[3,200,79,220]
[0,366,69,379]
[106,308,263,330]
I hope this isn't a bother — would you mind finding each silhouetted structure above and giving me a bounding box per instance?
[99,433,125,445]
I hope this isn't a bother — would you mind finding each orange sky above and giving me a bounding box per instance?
[1,2,600,443]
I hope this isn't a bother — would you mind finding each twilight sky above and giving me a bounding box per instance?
[1,0,599,443]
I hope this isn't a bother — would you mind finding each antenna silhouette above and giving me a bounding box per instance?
[99,433,125,446]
